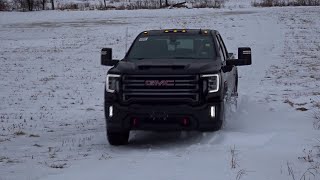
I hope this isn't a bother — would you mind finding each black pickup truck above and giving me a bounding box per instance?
[101,29,251,145]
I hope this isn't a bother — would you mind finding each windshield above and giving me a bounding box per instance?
[127,35,216,60]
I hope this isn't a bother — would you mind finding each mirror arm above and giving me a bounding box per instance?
[226,58,236,66]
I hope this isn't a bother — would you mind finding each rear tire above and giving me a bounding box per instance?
[107,130,129,146]
[233,77,239,107]
[229,81,238,109]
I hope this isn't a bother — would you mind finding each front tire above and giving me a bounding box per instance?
[107,130,129,146]
[215,100,225,131]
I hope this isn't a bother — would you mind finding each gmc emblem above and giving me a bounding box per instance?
[145,80,175,86]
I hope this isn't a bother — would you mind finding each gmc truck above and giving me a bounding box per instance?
[101,29,252,145]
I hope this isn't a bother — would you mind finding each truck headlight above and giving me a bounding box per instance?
[201,74,220,93]
[106,74,120,93]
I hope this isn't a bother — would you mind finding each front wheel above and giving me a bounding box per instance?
[107,130,129,146]
[215,100,225,131]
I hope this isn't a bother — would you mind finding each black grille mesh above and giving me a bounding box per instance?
[122,75,199,102]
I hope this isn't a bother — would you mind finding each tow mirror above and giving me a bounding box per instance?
[101,48,119,66]
[238,47,251,65]
[226,47,252,66]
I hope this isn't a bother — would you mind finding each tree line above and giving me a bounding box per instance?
[0,0,226,11]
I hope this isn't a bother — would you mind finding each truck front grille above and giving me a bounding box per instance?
[122,75,199,103]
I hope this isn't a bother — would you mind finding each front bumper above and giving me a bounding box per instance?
[105,102,224,132]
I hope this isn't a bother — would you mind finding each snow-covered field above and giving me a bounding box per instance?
[0,6,320,180]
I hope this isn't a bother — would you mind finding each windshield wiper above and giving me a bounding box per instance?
[171,57,195,59]
[132,57,196,60]
[132,58,146,60]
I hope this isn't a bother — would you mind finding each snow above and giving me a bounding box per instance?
[1,5,320,180]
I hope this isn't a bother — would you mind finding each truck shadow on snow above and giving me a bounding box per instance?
[127,131,216,148]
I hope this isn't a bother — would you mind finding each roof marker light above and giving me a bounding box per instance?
[164,30,169,33]
[143,31,148,34]
[173,29,178,33]
[182,29,186,33]
[204,30,208,34]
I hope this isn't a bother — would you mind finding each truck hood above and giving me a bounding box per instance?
[108,59,222,75]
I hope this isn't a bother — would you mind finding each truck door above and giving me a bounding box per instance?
[216,34,235,99]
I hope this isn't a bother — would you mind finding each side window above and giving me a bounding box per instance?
[217,34,228,59]
[216,35,226,61]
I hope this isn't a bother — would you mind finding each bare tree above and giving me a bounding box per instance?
[160,0,169,8]
[50,0,54,10]
[42,0,45,10]
[26,0,33,11]
[0,0,8,11]
[104,0,106,9]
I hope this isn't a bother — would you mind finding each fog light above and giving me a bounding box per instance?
[210,106,215,118]
[109,106,113,117]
